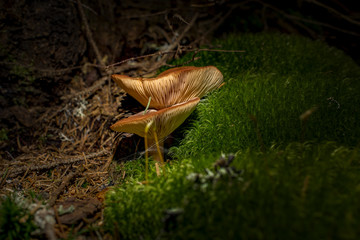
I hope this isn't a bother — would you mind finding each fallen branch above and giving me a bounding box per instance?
[308,0,360,27]
[256,0,360,37]
[2,150,111,178]
[77,0,104,66]
[106,48,245,70]
[60,76,109,100]
[48,166,85,207]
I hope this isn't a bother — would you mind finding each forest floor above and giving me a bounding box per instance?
[1,1,360,239]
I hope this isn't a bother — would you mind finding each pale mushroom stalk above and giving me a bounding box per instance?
[148,135,164,176]
[152,129,164,163]
[111,98,200,169]
[144,121,165,176]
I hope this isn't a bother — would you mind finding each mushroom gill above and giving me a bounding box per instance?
[110,97,200,162]
[112,66,223,109]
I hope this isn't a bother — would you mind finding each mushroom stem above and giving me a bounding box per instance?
[147,137,165,176]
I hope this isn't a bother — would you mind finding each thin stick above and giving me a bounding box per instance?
[76,0,104,66]
[257,0,360,37]
[0,168,9,188]
[1,150,111,178]
[106,48,245,69]
[106,51,176,69]
[167,12,199,51]
[194,5,237,44]
[309,0,360,27]
[54,206,65,237]
[47,166,84,207]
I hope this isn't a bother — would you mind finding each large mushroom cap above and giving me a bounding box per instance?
[110,97,200,139]
[112,66,223,109]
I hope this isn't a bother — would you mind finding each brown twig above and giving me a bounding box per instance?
[106,51,176,69]
[165,13,176,37]
[165,48,246,67]
[102,155,114,172]
[194,5,237,44]
[107,12,199,75]
[166,12,199,53]
[48,166,84,207]
[54,207,65,238]
[2,150,111,178]
[256,0,360,37]
[0,168,10,188]
[35,63,105,77]
[165,56,201,67]
[70,0,98,15]
[76,0,104,66]
[120,9,171,19]
[285,15,319,39]
[106,48,245,70]
[307,0,360,27]
[61,76,109,100]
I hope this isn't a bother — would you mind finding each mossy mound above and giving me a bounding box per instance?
[106,142,360,239]
[171,33,360,158]
[105,33,360,239]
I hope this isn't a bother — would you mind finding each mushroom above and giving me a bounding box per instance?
[111,66,223,109]
[110,97,200,163]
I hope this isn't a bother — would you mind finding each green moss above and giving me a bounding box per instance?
[170,33,360,158]
[105,142,360,239]
[105,33,360,239]
[105,159,197,239]
[0,195,36,240]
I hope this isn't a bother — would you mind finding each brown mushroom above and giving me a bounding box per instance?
[110,97,200,162]
[112,66,223,109]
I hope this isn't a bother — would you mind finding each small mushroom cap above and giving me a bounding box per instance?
[112,66,223,109]
[110,97,200,139]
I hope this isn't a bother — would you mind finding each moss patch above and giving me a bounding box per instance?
[171,33,360,158]
[105,33,360,239]
[106,142,360,239]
